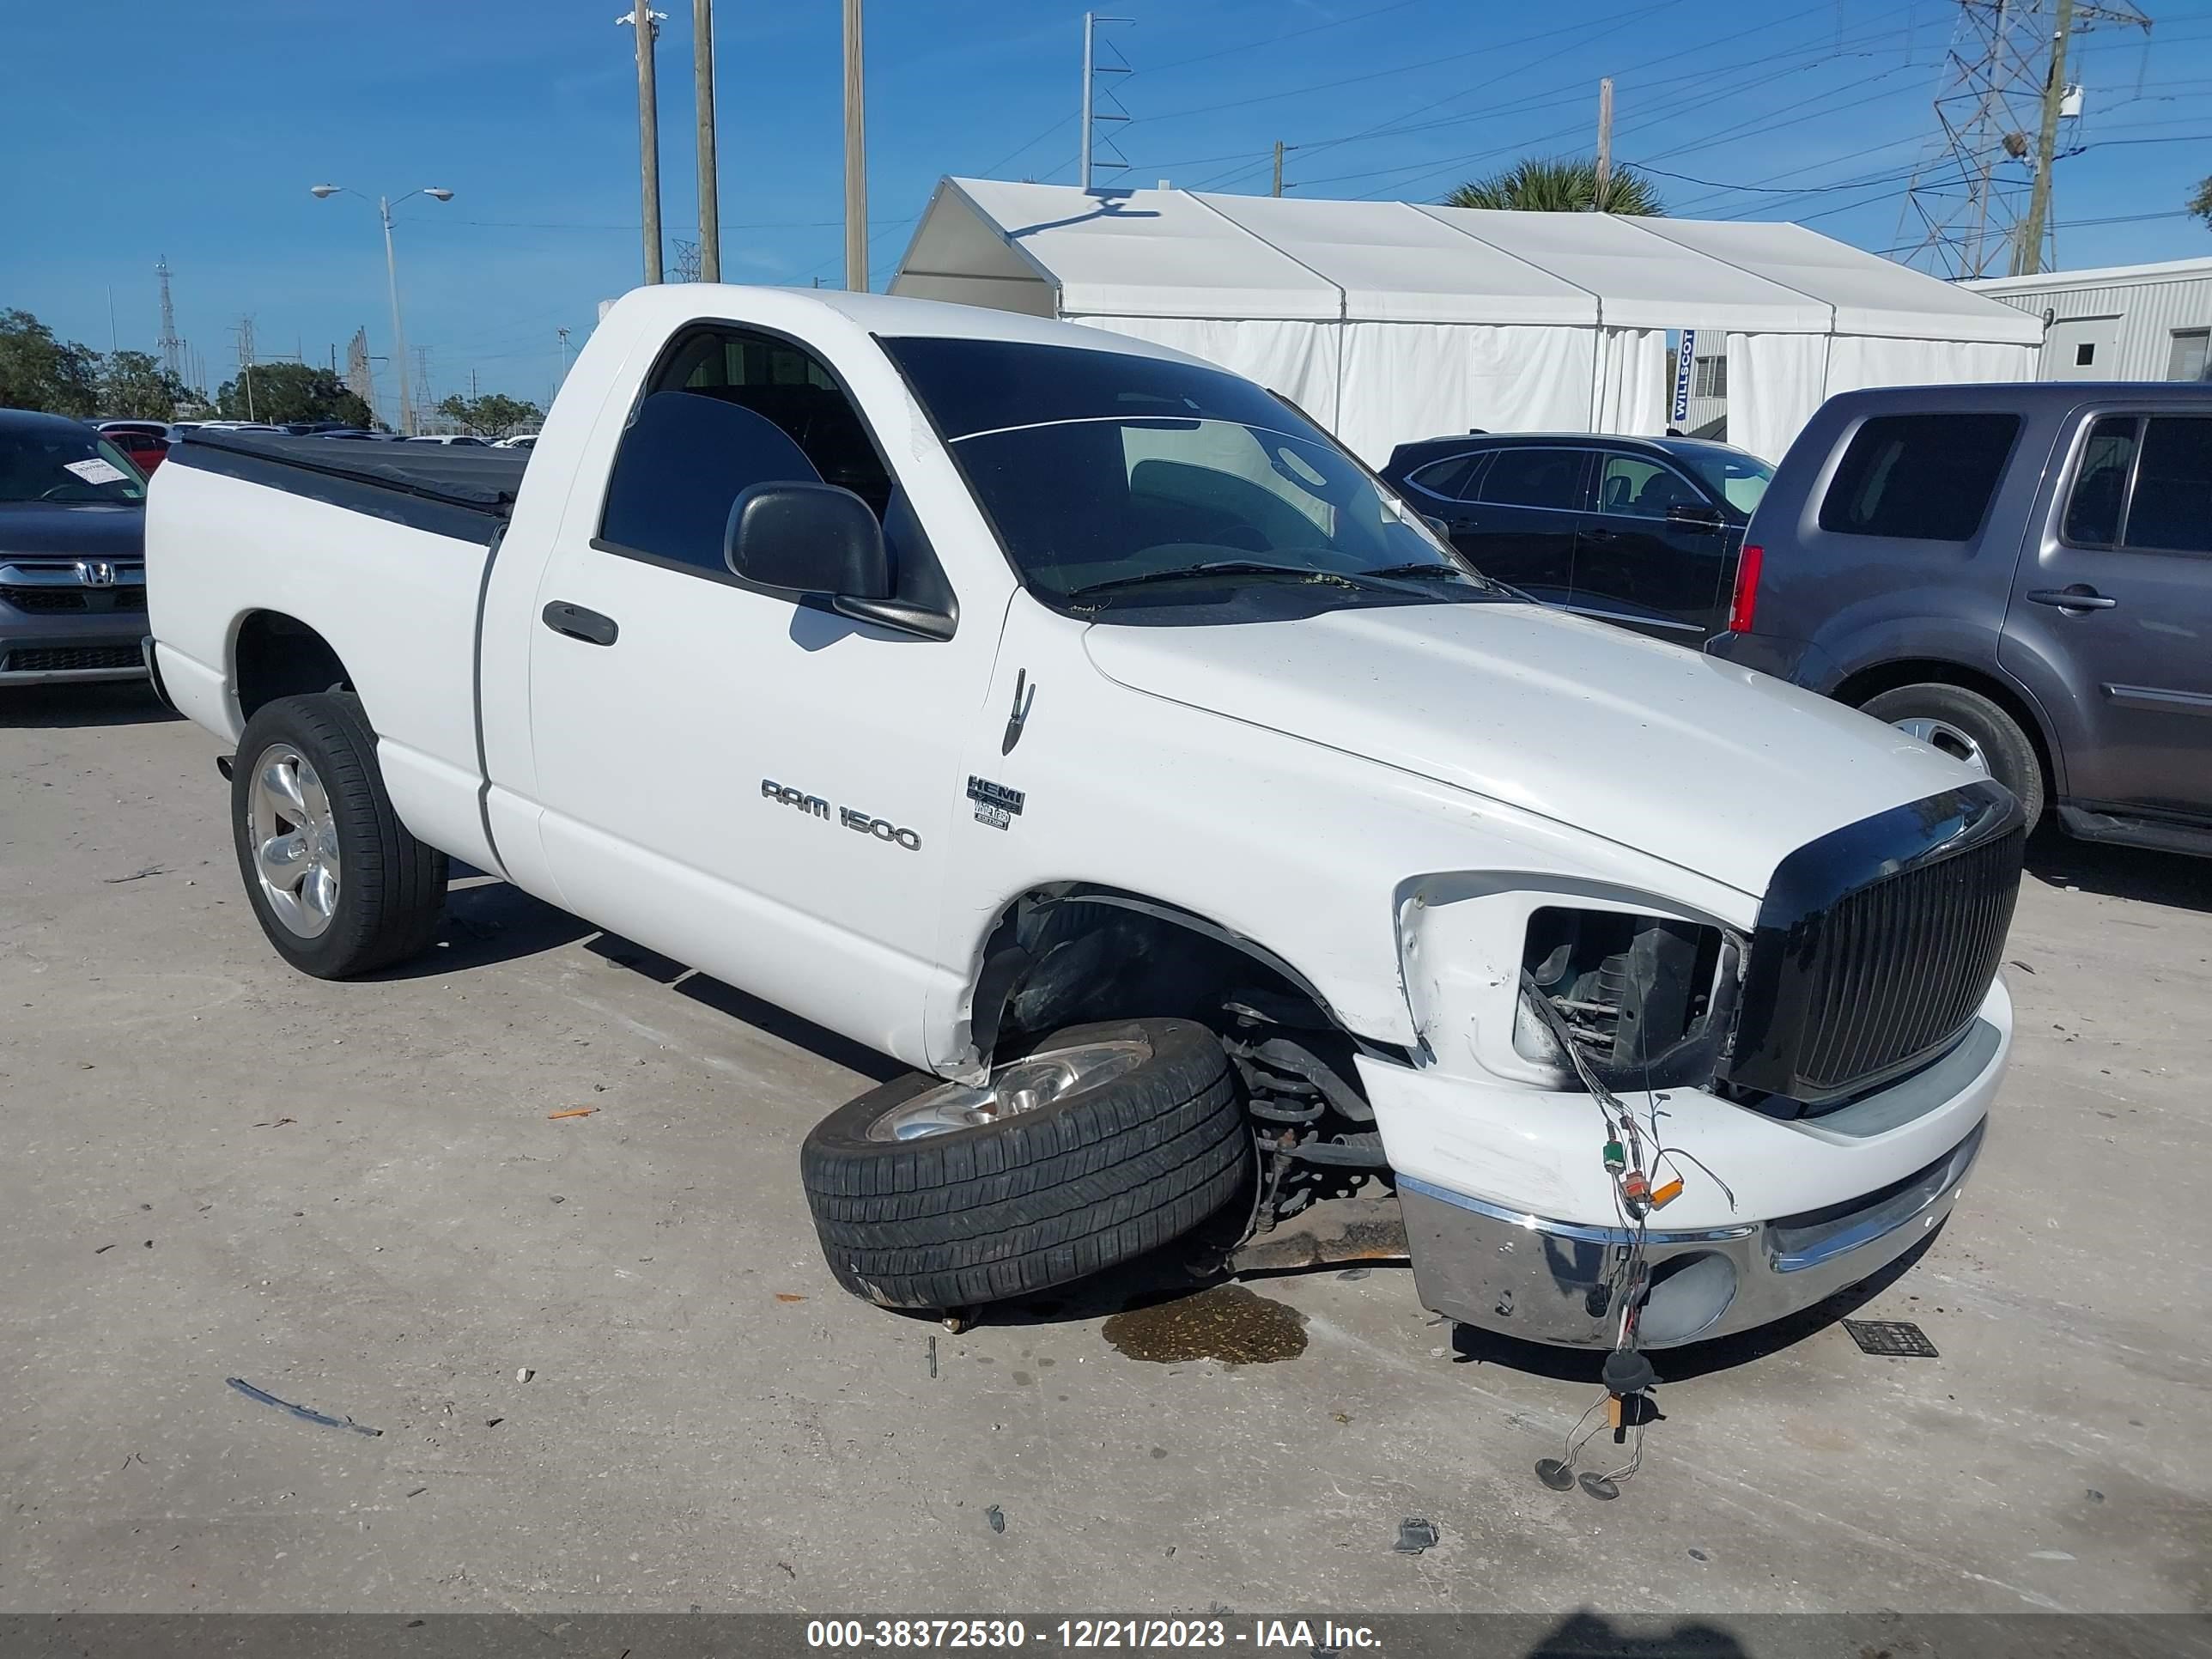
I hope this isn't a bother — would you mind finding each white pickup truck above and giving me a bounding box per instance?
[147,285,2023,1352]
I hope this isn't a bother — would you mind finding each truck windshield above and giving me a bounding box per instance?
[883,337,1495,611]
[0,428,146,505]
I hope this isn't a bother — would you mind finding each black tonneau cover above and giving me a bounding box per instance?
[168,431,531,544]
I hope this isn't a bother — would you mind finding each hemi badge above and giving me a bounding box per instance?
[967,775,1024,830]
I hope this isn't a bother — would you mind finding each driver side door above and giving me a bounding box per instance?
[523,324,995,1064]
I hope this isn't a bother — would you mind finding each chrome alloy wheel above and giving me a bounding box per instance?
[248,744,341,939]
[1890,715,1991,777]
[867,1038,1152,1141]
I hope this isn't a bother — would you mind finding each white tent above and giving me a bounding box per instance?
[890,179,2043,463]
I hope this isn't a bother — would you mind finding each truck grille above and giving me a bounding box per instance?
[1795,828,2023,1091]
[2,645,144,672]
[1726,783,2024,1110]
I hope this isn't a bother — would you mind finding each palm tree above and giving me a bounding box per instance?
[1444,155,1666,216]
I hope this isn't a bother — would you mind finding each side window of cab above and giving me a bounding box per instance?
[596,326,954,630]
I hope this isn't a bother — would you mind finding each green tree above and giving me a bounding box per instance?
[0,308,102,417]
[2191,176,2212,229]
[434,392,542,438]
[215,362,373,428]
[1444,155,1666,216]
[99,349,192,422]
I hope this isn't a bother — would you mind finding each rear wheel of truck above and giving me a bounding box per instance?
[1860,682,2044,827]
[230,692,448,979]
[801,1018,1252,1311]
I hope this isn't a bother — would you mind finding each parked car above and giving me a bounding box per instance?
[1381,432,1772,642]
[148,289,2019,1352]
[491,433,538,450]
[310,428,390,441]
[94,422,173,476]
[1707,382,2212,857]
[404,433,488,446]
[0,409,149,684]
[1382,430,1485,479]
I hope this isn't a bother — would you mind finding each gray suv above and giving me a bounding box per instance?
[1707,382,2212,857]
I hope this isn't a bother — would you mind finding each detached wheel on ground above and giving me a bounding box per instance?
[801,1018,1252,1310]
[230,692,448,978]
[1861,681,2045,827]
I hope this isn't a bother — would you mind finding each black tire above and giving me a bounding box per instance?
[1860,682,2045,827]
[801,1018,1251,1310]
[230,692,447,978]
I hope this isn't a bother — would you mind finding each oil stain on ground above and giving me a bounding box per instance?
[1102,1284,1308,1364]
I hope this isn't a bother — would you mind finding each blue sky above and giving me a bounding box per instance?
[5,0,2211,411]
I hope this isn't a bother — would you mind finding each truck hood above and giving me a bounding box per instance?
[1082,600,1976,896]
[0,501,144,562]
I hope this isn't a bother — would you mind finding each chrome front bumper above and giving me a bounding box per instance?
[1399,1120,1984,1349]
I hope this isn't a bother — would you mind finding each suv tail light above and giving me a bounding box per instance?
[1728,544,1764,634]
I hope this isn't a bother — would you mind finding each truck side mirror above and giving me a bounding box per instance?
[725,482,892,603]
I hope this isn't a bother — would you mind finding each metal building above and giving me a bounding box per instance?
[1969,257,2212,382]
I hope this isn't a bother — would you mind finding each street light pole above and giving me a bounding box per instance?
[313,184,453,435]
[842,0,867,292]
[378,198,413,434]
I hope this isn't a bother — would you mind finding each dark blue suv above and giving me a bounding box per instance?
[1381,432,1772,643]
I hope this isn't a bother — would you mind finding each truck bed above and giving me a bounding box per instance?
[173,431,528,542]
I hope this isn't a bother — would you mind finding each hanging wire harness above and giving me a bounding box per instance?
[1518,966,1740,1500]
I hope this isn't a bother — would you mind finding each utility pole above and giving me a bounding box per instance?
[1271,141,1285,197]
[694,0,720,282]
[415,346,433,428]
[843,0,867,290]
[623,2,666,284]
[556,325,573,386]
[1595,76,1615,210]
[2016,0,2076,276]
[1079,12,1133,191]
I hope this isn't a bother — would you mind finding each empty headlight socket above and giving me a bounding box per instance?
[1519,907,1744,1091]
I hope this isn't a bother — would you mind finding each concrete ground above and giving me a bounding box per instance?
[2,681,2208,1620]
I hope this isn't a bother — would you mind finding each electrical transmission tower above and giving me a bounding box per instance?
[232,317,258,422]
[344,328,375,414]
[1079,11,1133,190]
[1901,0,2151,279]
[155,258,183,380]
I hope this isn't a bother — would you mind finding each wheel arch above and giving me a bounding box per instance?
[1834,656,2062,802]
[230,611,355,726]
[950,881,1385,1077]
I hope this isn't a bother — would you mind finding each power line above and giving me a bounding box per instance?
[1126,0,1692,131]
[976,115,1075,179]
[1279,1,1928,196]
[1136,0,1431,79]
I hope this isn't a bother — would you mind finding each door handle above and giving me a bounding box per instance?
[1583,527,1620,543]
[2027,586,2118,611]
[541,600,620,646]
